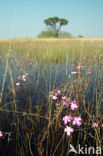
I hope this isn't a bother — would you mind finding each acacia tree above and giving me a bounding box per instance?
[44,16,69,37]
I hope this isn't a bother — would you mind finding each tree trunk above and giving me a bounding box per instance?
[55,31,59,38]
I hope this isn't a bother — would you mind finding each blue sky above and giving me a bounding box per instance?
[0,0,103,38]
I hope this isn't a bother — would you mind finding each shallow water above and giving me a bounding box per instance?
[0,55,102,112]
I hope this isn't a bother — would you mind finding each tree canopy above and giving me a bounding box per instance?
[44,16,69,37]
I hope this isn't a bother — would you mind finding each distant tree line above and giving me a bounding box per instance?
[38,16,72,38]
[38,30,72,38]
[38,16,84,38]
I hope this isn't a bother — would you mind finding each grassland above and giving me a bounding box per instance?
[0,38,103,156]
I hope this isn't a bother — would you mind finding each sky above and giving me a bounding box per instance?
[0,0,103,38]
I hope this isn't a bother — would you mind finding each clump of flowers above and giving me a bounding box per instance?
[63,114,82,136]
[51,89,103,137]
[16,73,28,86]
[71,62,84,76]
[51,89,82,136]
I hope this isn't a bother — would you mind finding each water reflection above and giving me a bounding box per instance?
[0,57,102,112]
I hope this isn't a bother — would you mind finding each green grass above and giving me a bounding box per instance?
[0,38,103,156]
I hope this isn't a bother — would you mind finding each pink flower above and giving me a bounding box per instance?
[10,49,13,52]
[71,103,78,111]
[25,73,28,76]
[64,126,74,136]
[88,71,91,75]
[77,65,83,69]
[22,75,26,78]
[99,54,103,57]
[84,56,87,59]
[73,117,82,126]
[55,93,58,96]
[62,96,67,100]
[30,48,33,51]
[92,122,98,128]
[69,100,78,110]
[63,100,71,106]
[57,89,61,94]
[94,49,96,52]
[72,64,75,68]
[52,95,57,100]
[16,82,20,86]
[22,77,27,81]
[71,71,79,75]
[17,76,22,80]
[0,131,3,137]
[63,115,72,125]
[22,75,27,81]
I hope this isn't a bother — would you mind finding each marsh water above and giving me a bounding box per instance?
[0,56,102,112]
